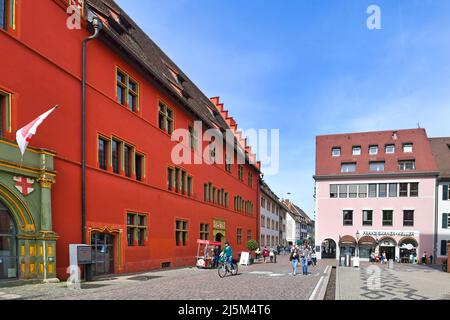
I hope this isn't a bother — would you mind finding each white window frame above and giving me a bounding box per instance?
[341,163,356,173]
[352,146,361,156]
[403,143,413,153]
[369,145,378,155]
[332,148,341,157]
[385,144,395,154]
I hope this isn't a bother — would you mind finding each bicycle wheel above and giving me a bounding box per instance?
[231,262,239,276]
[218,263,228,278]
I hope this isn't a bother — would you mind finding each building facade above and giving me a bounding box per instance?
[429,138,450,263]
[315,129,438,261]
[260,181,281,248]
[0,0,260,281]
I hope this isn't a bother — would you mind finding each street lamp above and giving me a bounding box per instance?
[356,230,360,258]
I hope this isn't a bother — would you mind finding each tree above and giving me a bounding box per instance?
[247,239,258,252]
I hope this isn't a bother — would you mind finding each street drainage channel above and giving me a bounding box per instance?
[127,275,163,281]
[324,266,336,300]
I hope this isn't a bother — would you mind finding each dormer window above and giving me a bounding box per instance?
[403,143,413,153]
[332,147,341,157]
[399,160,415,171]
[341,163,356,173]
[369,145,378,155]
[352,146,361,156]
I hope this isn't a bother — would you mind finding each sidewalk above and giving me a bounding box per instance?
[336,262,450,300]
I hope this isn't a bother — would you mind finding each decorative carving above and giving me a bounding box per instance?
[37,177,54,189]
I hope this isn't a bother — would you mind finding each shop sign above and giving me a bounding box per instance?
[359,230,419,238]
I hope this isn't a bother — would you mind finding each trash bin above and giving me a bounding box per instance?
[353,257,360,268]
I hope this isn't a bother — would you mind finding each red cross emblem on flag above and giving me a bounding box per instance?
[13,176,35,196]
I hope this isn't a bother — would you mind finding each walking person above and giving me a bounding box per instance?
[262,246,269,263]
[381,252,386,264]
[429,254,434,265]
[290,248,300,276]
[301,252,308,275]
[311,251,317,267]
[212,245,221,269]
[269,249,274,263]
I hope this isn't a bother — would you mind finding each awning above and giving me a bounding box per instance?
[358,236,376,246]
[339,235,357,246]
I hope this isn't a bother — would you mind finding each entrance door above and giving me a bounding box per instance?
[0,202,17,280]
[215,233,223,243]
[91,233,114,276]
[380,246,395,260]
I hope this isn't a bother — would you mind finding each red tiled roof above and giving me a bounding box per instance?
[315,128,438,176]
[429,137,450,179]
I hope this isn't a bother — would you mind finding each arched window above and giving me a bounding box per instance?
[0,200,17,279]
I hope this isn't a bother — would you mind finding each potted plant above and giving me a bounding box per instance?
[247,239,259,264]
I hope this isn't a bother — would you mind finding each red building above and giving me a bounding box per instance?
[0,0,260,280]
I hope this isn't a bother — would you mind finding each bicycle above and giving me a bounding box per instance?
[218,258,238,278]
[442,261,447,273]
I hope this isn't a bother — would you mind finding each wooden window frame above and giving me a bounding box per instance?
[175,220,189,246]
[158,100,174,134]
[116,67,139,112]
[127,213,148,247]
[97,135,109,170]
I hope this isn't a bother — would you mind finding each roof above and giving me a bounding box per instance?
[315,128,438,177]
[429,137,450,179]
[281,200,313,224]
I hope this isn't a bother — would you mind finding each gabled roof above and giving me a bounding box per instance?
[85,0,229,131]
[429,137,450,180]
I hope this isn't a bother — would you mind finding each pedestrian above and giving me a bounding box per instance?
[422,252,427,265]
[381,252,386,264]
[429,254,434,265]
[370,252,376,263]
[301,252,308,275]
[213,245,221,269]
[269,249,274,263]
[290,248,300,276]
[311,251,317,267]
[262,246,269,263]
[255,247,261,261]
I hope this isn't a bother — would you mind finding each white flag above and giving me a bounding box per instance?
[16,106,58,156]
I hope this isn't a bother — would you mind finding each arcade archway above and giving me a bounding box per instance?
[321,238,337,259]
[0,200,17,279]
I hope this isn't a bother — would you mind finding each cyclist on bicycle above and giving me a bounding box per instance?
[223,241,234,270]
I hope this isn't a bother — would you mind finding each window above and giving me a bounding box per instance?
[442,213,449,229]
[368,184,377,198]
[370,161,385,172]
[330,185,338,198]
[174,168,180,193]
[200,224,209,240]
[247,230,252,242]
[385,144,395,154]
[135,153,144,181]
[358,184,367,198]
[238,165,244,181]
[441,240,450,256]
[341,163,356,173]
[188,126,199,149]
[399,160,415,171]
[127,214,134,246]
[369,145,378,155]
[248,172,253,187]
[0,92,6,137]
[261,215,265,228]
[444,185,450,201]
[167,168,174,191]
[399,183,408,197]
[378,184,387,197]
[175,220,188,246]
[116,69,139,112]
[112,139,121,174]
[158,101,174,134]
[349,185,357,198]
[127,213,147,246]
[352,146,361,156]
[338,184,348,198]
[409,183,419,197]
[237,228,242,245]
[225,156,232,173]
[261,197,265,208]
[362,210,373,226]
[124,145,132,178]
[403,210,414,226]
[403,143,413,153]
[388,183,397,197]
[0,0,6,30]
[332,147,341,157]
[382,210,393,226]
[343,210,353,226]
[187,176,193,197]
[98,137,109,170]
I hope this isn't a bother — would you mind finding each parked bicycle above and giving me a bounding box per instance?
[218,258,238,278]
[442,261,447,272]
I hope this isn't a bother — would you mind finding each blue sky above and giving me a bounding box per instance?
[116,0,450,218]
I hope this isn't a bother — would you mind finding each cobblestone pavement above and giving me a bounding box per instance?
[337,262,450,300]
[0,255,334,300]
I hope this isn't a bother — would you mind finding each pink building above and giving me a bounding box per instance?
[314,129,438,262]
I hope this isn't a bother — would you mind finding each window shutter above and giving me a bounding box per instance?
[441,240,448,256]
[443,213,449,229]
[443,185,449,201]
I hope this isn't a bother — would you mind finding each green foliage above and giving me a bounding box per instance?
[246,239,258,251]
